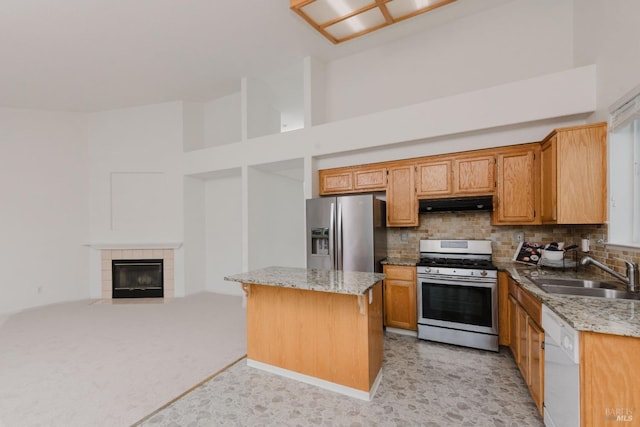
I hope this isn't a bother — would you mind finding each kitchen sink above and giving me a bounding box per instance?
[527,277,640,300]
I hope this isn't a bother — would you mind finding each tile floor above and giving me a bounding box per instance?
[139,333,544,426]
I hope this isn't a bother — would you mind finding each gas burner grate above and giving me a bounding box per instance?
[417,257,497,270]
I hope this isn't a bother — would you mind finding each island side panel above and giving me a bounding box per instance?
[580,332,640,426]
[245,282,383,392]
[367,283,384,386]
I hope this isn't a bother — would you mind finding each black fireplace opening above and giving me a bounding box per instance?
[112,259,164,298]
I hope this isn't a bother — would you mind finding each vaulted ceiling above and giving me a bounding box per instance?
[0,0,512,112]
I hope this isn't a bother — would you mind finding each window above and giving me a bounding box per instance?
[608,90,640,247]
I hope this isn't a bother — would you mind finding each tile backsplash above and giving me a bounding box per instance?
[387,211,640,279]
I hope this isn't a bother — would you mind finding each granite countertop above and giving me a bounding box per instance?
[382,257,418,266]
[224,266,385,296]
[496,261,640,338]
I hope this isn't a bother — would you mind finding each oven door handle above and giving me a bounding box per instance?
[417,277,497,287]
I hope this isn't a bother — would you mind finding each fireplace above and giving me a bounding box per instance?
[112,259,164,298]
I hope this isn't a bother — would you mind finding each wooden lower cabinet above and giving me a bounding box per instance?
[383,265,417,331]
[528,319,544,413]
[507,278,544,415]
[580,332,640,426]
[497,272,510,346]
[508,294,519,359]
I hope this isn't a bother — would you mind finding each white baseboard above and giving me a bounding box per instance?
[385,327,418,337]
[247,359,382,401]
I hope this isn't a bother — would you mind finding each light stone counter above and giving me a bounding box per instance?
[381,257,418,266]
[225,266,385,296]
[496,261,640,338]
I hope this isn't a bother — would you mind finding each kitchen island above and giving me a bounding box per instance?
[225,266,385,400]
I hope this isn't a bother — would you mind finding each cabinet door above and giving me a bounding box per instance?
[453,155,495,194]
[319,170,353,195]
[528,319,544,415]
[555,124,607,224]
[508,294,519,362]
[517,305,529,380]
[387,165,418,227]
[581,332,640,426]
[383,265,417,331]
[353,167,387,191]
[540,137,557,222]
[498,272,510,347]
[416,160,452,197]
[493,146,540,225]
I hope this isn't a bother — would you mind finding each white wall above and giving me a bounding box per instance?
[182,101,204,152]
[87,102,184,245]
[247,165,306,270]
[325,0,574,122]
[203,93,241,147]
[245,78,281,140]
[184,65,596,176]
[0,108,89,314]
[204,171,243,295]
[183,176,206,294]
[573,0,640,119]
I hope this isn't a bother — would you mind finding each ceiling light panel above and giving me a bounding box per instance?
[325,7,386,39]
[290,0,456,43]
[386,0,454,21]
[300,0,375,25]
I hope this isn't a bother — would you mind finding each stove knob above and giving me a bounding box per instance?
[425,267,431,273]
[480,270,488,277]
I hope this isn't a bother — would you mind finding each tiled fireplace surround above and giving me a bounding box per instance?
[100,249,175,299]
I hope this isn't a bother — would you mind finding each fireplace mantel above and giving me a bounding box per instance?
[87,242,183,250]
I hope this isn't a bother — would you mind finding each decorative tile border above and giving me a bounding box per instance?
[101,249,175,299]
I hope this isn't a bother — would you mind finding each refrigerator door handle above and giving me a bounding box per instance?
[337,202,343,270]
[329,202,335,270]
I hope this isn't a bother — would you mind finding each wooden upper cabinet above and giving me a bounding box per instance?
[416,153,493,199]
[387,164,418,226]
[453,154,495,194]
[416,159,453,197]
[540,138,557,222]
[493,144,541,225]
[540,122,607,224]
[319,165,386,195]
[319,169,353,194]
[353,167,387,191]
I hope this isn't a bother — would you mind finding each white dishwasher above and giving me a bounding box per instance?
[542,305,580,427]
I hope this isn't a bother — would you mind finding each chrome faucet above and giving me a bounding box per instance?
[580,256,638,292]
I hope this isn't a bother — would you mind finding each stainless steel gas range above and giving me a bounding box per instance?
[416,239,498,352]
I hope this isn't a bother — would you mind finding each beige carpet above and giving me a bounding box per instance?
[0,292,246,427]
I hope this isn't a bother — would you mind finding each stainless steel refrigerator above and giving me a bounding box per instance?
[306,194,387,272]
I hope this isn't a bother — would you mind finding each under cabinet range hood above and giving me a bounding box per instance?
[419,196,494,213]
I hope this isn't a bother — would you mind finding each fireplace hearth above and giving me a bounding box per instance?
[112,259,164,298]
